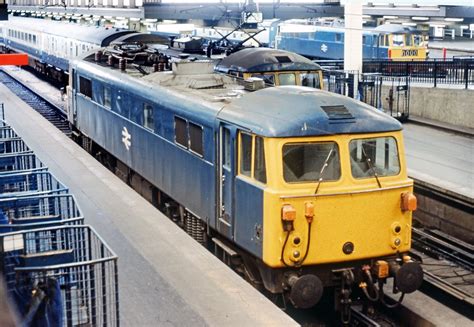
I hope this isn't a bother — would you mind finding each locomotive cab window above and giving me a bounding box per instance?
[278,73,296,86]
[391,34,405,46]
[282,142,341,183]
[79,76,92,98]
[239,133,267,184]
[301,72,321,89]
[349,137,400,179]
[240,133,252,177]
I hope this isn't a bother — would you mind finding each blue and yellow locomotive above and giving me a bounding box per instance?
[272,22,427,60]
[67,43,423,315]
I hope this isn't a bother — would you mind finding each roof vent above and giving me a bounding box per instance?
[275,55,292,63]
[243,77,265,91]
[321,105,354,120]
[172,61,214,75]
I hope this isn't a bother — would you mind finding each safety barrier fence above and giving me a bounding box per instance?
[317,58,474,89]
[0,104,119,326]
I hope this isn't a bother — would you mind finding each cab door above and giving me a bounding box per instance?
[217,123,236,239]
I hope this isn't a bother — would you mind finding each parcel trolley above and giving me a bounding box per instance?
[0,225,119,326]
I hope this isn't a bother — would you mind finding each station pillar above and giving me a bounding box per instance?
[343,0,363,98]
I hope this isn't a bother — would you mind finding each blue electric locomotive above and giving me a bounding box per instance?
[67,43,423,315]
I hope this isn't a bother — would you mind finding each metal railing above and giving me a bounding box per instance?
[316,58,474,89]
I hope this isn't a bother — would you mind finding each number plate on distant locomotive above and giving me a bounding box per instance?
[402,49,418,57]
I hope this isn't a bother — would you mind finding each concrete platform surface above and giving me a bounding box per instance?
[403,123,473,199]
[0,84,297,326]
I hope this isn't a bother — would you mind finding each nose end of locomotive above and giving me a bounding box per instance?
[394,261,424,294]
[287,274,323,309]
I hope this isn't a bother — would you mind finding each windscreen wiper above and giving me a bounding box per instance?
[361,146,382,188]
[314,145,335,195]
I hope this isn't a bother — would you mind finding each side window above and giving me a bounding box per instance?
[104,86,111,108]
[174,117,187,147]
[79,76,92,98]
[223,128,231,168]
[239,133,252,177]
[189,122,203,156]
[143,103,154,131]
[254,136,266,184]
[335,33,343,42]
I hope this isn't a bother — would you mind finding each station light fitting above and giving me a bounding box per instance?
[412,16,429,21]
[429,24,446,28]
[444,18,463,22]
[383,16,398,19]
[402,22,417,26]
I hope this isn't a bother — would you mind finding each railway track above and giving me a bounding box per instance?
[411,227,474,318]
[0,70,71,136]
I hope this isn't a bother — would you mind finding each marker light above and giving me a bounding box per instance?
[401,192,417,212]
[282,204,296,221]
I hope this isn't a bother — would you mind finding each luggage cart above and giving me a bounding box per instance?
[0,171,68,198]
[0,152,46,174]
[0,194,84,232]
[0,225,119,327]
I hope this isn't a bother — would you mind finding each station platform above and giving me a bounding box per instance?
[403,122,473,199]
[0,83,297,326]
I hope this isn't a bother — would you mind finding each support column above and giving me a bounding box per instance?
[344,0,363,98]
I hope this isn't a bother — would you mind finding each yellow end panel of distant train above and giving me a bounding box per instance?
[246,70,323,88]
[386,33,427,60]
[237,131,415,268]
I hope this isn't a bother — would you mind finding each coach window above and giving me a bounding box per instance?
[189,122,203,156]
[239,133,252,177]
[254,136,266,184]
[174,117,188,148]
[278,73,296,86]
[143,103,154,131]
[79,76,92,98]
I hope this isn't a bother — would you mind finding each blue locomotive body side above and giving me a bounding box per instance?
[71,63,265,258]
[277,29,386,60]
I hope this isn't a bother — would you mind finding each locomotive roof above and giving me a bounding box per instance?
[219,86,402,137]
[373,24,419,34]
[215,48,322,73]
[74,56,401,138]
[5,17,134,46]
